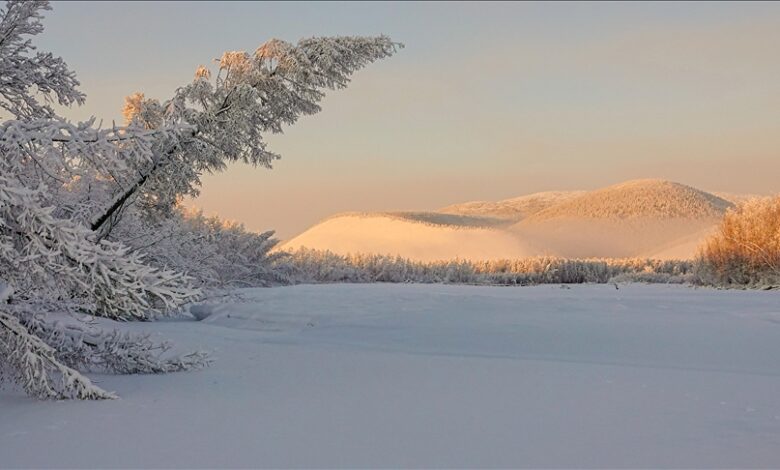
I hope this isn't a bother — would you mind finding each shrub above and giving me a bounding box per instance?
[697,196,780,286]
[282,248,695,286]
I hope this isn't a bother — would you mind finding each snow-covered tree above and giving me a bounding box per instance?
[82,24,400,292]
[88,31,400,293]
[0,0,399,399]
[0,1,208,400]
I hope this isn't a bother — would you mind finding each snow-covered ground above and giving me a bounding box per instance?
[2,284,780,468]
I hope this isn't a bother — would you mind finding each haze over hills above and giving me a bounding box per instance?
[281,179,751,261]
[439,191,586,221]
[281,212,535,262]
[710,191,763,206]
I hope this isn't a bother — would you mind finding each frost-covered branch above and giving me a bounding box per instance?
[0,1,84,119]
[0,173,200,320]
[17,310,210,375]
[0,310,115,400]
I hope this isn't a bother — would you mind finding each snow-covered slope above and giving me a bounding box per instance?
[283,180,736,260]
[3,284,780,468]
[439,190,585,221]
[282,212,535,261]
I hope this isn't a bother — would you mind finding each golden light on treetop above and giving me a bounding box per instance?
[122,92,145,125]
[218,51,251,77]
[194,65,211,80]
[122,92,162,128]
[255,38,289,62]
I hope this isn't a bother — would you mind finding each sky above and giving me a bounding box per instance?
[39,1,780,239]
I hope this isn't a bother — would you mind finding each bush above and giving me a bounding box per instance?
[697,196,780,286]
[108,207,292,291]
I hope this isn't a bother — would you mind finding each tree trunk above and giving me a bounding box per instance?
[90,161,157,232]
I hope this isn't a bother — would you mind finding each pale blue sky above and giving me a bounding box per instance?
[40,1,780,238]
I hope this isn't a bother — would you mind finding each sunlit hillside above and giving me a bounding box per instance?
[511,179,733,259]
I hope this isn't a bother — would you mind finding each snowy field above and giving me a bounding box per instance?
[2,284,780,468]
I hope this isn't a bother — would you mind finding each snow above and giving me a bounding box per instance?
[0,282,12,303]
[3,283,780,468]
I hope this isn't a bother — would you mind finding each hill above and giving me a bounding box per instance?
[282,180,738,260]
[522,180,732,222]
[511,180,733,258]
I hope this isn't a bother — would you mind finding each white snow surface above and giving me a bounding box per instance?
[3,283,780,468]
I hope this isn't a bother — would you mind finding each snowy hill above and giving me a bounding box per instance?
[522,179,732,221]
[282,180,738,260]
[510,180,733,258]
